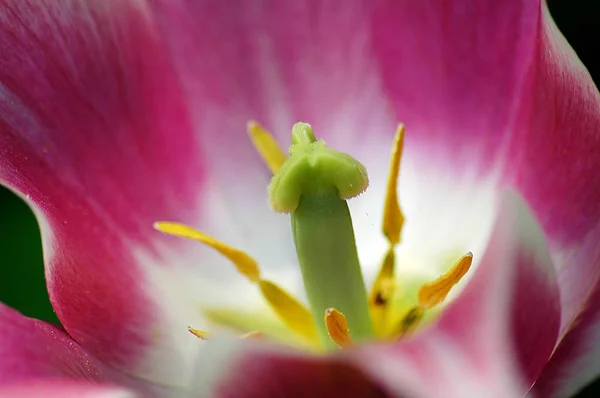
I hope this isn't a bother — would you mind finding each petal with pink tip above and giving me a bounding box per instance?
[360,192,560,396]
[0,0,204,386]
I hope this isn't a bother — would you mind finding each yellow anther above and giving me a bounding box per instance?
[247,120,287,174]
[418,252,473,309]
[369,249,396,336]
[382,124,405,245]
[369,249,396,307]
[324,308,353,348]
[154,222,261,283]
[188,327,211,340]
[258,280,319,343]
[154,221,318,343]
[395,306,424,337]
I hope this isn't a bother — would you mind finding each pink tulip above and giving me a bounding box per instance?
[1,1,599,397]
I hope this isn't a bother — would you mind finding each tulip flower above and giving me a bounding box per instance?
[1,0,600,397]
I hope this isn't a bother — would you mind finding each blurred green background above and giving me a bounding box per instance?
[0,0,599,395]
[0,186,58,324]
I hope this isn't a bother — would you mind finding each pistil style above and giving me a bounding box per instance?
[269,123,374,347]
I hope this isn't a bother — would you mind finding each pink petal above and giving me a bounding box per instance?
[360,192,560,396]
[0,0,204,386]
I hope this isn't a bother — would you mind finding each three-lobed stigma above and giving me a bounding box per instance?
[154,121,473,350]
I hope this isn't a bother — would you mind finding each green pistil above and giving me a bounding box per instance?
[269,122,373,348]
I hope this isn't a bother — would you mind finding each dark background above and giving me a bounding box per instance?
[0,1,598,395]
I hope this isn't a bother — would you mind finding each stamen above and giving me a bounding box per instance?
[368,248,396,336]
[154,221,318,343]
[382,124,405,245]
[368,125,406,336]
[188,327,211,340]
[247,121,287,174]
[154,222,260,283]
[394,306,424,337]
[258,280,319,343]
[324,308,353,348]
[418,252,473,309]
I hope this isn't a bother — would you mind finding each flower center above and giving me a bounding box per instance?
[154,122,472,350]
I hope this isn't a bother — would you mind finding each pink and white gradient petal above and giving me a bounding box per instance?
[360,192,560,397]
[0,0,206,387]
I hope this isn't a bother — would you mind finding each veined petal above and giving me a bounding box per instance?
[0,0,206,387]
[359,192,560,396]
